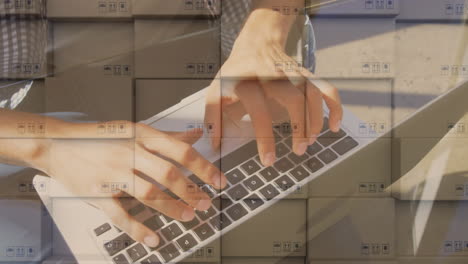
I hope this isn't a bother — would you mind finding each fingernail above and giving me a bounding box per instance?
[332,120,341,132]
[181,208,195,221]
[196,199,211,211]
[309,136,317,145]
[144,235,159,248]
[296,142,308,155]
[262,152,276,167]
[211,173,224,189]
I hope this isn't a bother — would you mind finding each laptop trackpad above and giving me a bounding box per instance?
[148,98,247,163]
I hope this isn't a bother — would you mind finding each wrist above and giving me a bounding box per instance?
[235,8,296,50]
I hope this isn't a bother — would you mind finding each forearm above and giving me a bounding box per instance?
[0,109,133,170]
[0,109,55,169]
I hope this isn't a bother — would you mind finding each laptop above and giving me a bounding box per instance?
[35,78,468,264]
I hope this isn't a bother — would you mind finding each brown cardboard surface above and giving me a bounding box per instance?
[47,0,132,20]
[308,198,395,260]
[132,0,221,17]
[221,200,306,257]
[134,19,220,79]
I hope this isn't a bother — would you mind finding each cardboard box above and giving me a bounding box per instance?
[134,19,220,78]
[391,137,468,201]
[309,261,397,264]
[132,0,221,17]
[47,0,132,20]
[307,198,395,260]
[398,257,468,263]
[135,79,210,122]
[311,18,395,78]
[307,0,400,17]
[0,19,50,80]
[222,257,305,264]
[0,0,45,16]
[0,167,44,199]
[306,79,392,198]
[0,199,52,262]
[51,22,134,78]
[396,201,468,257]
[45,76,133,122]
[393,23,468,124]
[397,0,468,21]
[221,200,307,257]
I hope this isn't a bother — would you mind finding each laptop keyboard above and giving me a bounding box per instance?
[94,119,359,264]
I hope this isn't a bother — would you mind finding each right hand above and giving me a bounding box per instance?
[33,121,226,248]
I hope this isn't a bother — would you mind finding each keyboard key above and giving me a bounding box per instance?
[317,129,347,147]
[141,254,162,264]
[200,184,216,198]
[210,213,232,231]
[321,117,330,133]
[318,149,338,164]
[188,174,204,185]
[289,165,310,182]
[225,168,246,185]
[305,157,324,173]
[194,223,215,241]
[275,142,289,158]
[259,166,280,182]
[227,184,249,201]
[288,152,308,164]
[162,215,174,223]
[104,233,135,256]
[275,175,295,191]
[273,131,282,142]
[306,142,323,156]
[161,223,183,242]
[332,136,359,155]
[158,243,180,262]
[243,175,264,191]
[243,194,265,210]
[94,223,111,236]
[240,160,261,175]
[278,122,292,137]
[127,243,148,262]
[259,184,280,200]
[180,216,200,230]
[196,206,217,221]
[220,141,258,173]
[128,203,145,216]
[176,233,198,252]
[226,203,248,221]
[212,195,234,211]
[274,157,295,173]
[148,236,165,252]
[112,254,129,264]
[143,215,165,231]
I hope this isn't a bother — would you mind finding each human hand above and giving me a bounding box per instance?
[205,10,343,167]
[33,122,226,248]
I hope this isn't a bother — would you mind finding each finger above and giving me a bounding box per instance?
[235,80,276,167]
[99,198,160,248]
[263,81,309,156]
[135,148,212,211]
[139,127,227,190]
[302,70,343,132]
[305,81,324,144]
[164,128,203,145]
[205,79,222,150]
[133,176,196,222]
[276,51,307,87]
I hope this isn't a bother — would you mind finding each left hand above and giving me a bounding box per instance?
[205,10,343,167]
